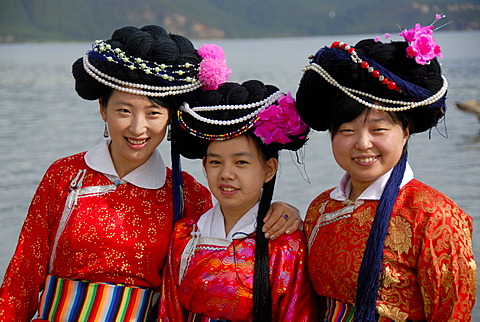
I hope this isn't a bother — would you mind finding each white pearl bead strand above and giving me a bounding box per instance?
[303,63,448,112]
[180,91,284,126]
[83,54,202,97]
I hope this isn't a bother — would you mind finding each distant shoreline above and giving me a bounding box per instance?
[2,28,480,45]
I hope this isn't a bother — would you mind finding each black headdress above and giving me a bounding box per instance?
[172,80,309,159]
[172,80,309,321]
[71,25,215,227]
[72,25,203,101]
[296,34,448,321]
[296,39,447,134]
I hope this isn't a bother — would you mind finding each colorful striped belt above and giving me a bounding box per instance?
[324,297,355,322]
[324,297,395,322]
[36,275,157,322]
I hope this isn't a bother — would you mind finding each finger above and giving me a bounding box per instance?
[285,219,301,234]
[262,213,271,227]
[262,202,300,238]
[262,204,280,232]
[264,212,295,240]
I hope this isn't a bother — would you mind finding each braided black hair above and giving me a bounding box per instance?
[72,25,201,103]
[296,39,446,134]
[72,24,203,228]
[295,38,447,320]
[171,80,309,321]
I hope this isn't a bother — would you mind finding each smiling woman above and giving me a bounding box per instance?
[160,80,313,321]
[0,25,215,321]
[295,25,476,321]
[0,24,303,321]
[332,109,409,200]
[203,136,278,232]
[99,91,171,178]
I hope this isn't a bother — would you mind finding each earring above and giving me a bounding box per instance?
[167,126,171,141]
[103,122,109,138]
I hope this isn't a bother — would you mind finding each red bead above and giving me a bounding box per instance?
[395,87,401,92]
[361,61,369,69]
[347,47,355,54]
[372,70,380,78]
[382,77,389,84]
[331,41,340,48]
[341,43,349,50]
[387,81,397,90]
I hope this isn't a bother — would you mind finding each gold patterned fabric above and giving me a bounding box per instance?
[0,152,213,320]
[305,179,476,321]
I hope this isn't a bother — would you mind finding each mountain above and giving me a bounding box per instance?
[1,0,479,42]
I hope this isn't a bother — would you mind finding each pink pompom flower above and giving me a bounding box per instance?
[399,23,442,65]
[197,44,232,90]
[253,92,308,145]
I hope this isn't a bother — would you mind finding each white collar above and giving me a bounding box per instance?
[196,202,259,241]
[84,139,166,189]
[330,162,414,202]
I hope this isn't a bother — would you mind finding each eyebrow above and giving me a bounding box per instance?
[368,117,389,123]
[113,100,135,107]
[207,151,254,158]
[114,101,167,110]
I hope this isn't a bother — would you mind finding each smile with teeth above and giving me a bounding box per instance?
[127,138,148,145]
[354,156,376,163]
[220,186,237,192]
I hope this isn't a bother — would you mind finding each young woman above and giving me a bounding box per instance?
[0,26,299,321]
[295,25,476,321]
[159,81,314,321]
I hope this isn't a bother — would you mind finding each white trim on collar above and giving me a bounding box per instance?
[330,162,414,202]
[84,139,166,189]
[196,202,259,241]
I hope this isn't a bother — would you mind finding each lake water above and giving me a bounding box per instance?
[1,31,479,317]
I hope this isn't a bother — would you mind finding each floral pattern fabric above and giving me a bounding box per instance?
[159,212,314,321]
[0,152,212,321]
[305,179,476,321]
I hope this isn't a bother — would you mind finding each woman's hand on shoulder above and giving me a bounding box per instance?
[263,202,302,240]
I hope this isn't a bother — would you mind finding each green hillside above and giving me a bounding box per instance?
[1,0,479,42]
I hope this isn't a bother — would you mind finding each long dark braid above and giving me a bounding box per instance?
[252,134,278,321]
[253,175,276,321]
[171,80,309,320]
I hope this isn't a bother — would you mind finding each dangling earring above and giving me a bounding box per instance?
[167,125,171,141]
[103,122,109,138]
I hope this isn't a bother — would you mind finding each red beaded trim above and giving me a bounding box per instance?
[330,41,401,92]
[177,110,258,141]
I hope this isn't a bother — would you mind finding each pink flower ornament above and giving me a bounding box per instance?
[400,23,442,65]
[253,93,309,145]
[197,44,232,90]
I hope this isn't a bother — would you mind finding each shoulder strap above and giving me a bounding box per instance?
[48,169,87,271]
